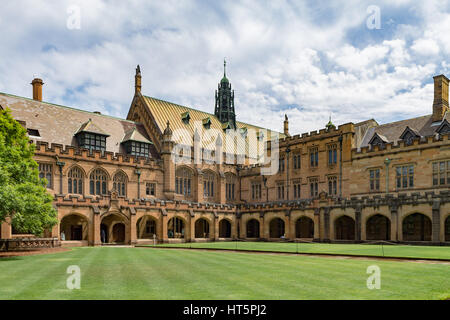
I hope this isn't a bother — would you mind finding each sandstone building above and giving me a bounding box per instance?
[0,65,449,245]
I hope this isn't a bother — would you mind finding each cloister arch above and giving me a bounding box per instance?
[168,217,185,239]
[219,219,232,238]
[195,218,210,238]
[269,218,285,238]
[335,215,355,240]
[402,213,431,241]
[100,213,128,244]
[246,219,260,238]
[136,215,158,239]
[366,214,391,241]
[60,213,88,241]
[295,216,314,238]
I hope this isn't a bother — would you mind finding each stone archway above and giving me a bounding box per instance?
[100,213,128,244]
[219,219,231,238]
[366,214,391,241]
[269,218,285,238]
[195,218,210,238]
[136,216,158,239]
[295,216,314,238]
[446,216,450,242]
[246,219,260,238]
[402,213,431,241]
[168,217,185,239]
[335,215,355,240]
[60,214,88,241]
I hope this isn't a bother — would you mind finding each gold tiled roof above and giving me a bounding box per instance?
[142,96,284,158]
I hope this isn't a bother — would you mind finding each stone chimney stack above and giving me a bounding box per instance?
[432,74,449,122]
[283,114,290,136]
[135,65,142,95]
[31,78,44,101]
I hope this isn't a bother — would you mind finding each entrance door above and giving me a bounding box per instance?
[112,223,125,243]
[71,226,82,240]
[101,224,108,243]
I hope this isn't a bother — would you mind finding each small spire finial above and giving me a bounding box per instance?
[224,58,226,77]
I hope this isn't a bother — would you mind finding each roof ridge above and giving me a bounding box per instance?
[0,91,138,124]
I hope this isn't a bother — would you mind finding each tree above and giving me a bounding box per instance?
[0,107,57,236]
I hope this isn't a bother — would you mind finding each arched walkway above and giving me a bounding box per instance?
[295,217,314,238]
[402,213,431,241]
[219,219,231,238]
[269,218,285,238]
[335,216,355,240]
[136,216,157,239]
[101,213,128,244]
[168,217,185,239]
[195,218,210,238]
[246,219,260,238]
[446,216,450,242]
[60,214,88,241]
[366,214,391,241]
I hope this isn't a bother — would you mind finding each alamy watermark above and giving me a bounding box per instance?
[66,265,81,290]
[67,5,81,30]
[366,5,381,30]
[366,265,381,290]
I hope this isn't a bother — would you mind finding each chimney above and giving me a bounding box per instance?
[31,78,44,101]
[432,74,449,122]
[283,114,290,136]
[135,65,142,95]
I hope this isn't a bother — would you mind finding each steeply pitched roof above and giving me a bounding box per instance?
[141,95,284,157]
[359,112,450,148]
[122,127,153,144]
[0,92,158,157]
[75,119,110,136]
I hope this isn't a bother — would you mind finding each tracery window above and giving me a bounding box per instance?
[89,168,108,196]
[68,166,83,194]
[113,171,127,197]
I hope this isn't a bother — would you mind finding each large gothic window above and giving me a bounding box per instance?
[113,171,127,197]
[89,168,108,196]
[203,171,216,199]
[68,166,83,194]
[175,167,192,196]
[225,173,236,201]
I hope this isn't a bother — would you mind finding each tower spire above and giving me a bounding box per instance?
[215,59,236,129]
[224,58,226,77]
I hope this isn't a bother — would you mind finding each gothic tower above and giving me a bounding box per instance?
[215,60,236,129]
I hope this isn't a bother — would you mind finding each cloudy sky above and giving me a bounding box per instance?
[0,0,449,134]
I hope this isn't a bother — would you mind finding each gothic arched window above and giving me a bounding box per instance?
[68,166,83,194]
[113,171,128,197]
[203,171,216,199]
[225,173,236,201]
[89,168,108,196]
[175,167,192,196]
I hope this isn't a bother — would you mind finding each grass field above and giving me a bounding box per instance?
[0,246,449,300]
[150,241,450,260]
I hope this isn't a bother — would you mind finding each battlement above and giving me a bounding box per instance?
[277,122,354,145]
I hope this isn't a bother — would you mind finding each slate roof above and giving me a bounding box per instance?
[0,92,158,158]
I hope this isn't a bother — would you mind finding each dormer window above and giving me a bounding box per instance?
[27,128,40,137]
[240,127,248,138]
[369,133,388,148]
[203,117,211,129]
[74,119,109,152]
[222,122,231,131]
[436,119,450,134]
[181,111,190,124]
[400,126,420,146]
[121,127,153,158]
[257,131,264,141]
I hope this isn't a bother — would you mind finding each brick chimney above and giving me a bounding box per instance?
[135,65,141,95]
[31,78,44,101]
[432,74,449,122]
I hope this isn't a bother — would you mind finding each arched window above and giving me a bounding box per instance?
[203,171,215,199]
[175,167,192,196]
[225,173,236,201]
[68,167,83,194]
[113,171,127,197]
[89,168,108,196]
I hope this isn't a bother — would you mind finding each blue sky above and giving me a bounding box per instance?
[0,0,449,133]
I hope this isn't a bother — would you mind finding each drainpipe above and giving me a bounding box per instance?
[135,168,141,200]
[338,135,343,198]
[56,158,65,195]
[384,158,391,194]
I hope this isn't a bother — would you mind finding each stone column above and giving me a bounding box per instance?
[355,207,362,242]
[284,210,291,239]
[390,204,399,241]
[231,217,237,240]
[313,209,320,241]
[1,217,12,239]
[213,213,219,241]
[161,209,168,243]
[323,208,330,242]
[92,207,101,246]
[432,200,441,243]
[130,208,137,245]
[259,213,266,240]
[189,214,195,242]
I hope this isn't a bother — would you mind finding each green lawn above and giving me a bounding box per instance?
[150,241,450,260]
[0,247,449,299]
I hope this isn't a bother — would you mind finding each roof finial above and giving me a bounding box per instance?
[224,58,226,77]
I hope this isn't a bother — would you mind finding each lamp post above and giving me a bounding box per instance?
[285,146,291,201]
[56,159,65,195]
[135,168,141,199]
[384,158,391,194]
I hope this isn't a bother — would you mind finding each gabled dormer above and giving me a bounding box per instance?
[436,119,450,134]
[74,119,110,151]
[181,111,190,124]
[121,127,153,158]
[202,117,211,129]
[399,126,420,145]
[369,132,388,148]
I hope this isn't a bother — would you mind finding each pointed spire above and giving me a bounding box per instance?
[135,64,142,94]
[224,58,226,77]
[136,64,141,75]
